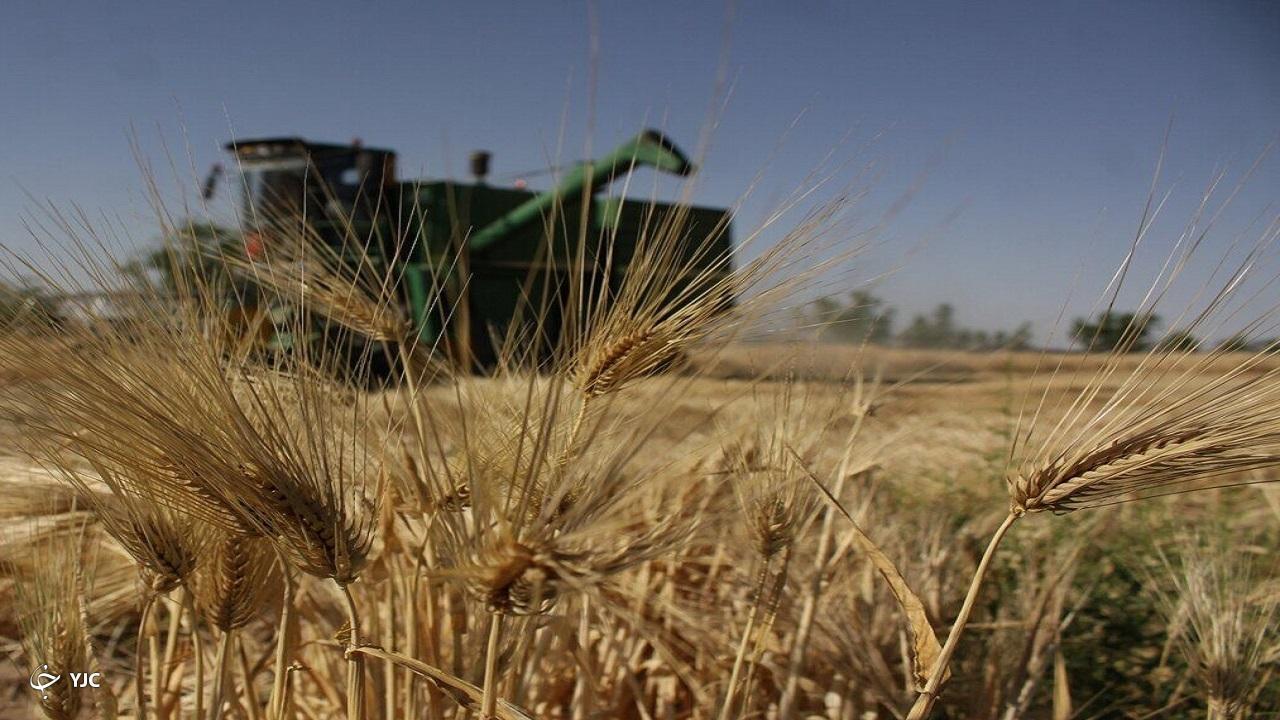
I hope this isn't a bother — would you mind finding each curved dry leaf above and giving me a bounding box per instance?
[790,446,947,691]
[349,645,535,720]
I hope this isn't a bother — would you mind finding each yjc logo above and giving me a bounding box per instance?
[28,665,59,699]
[29,665,102,699]
[71,672,102,688]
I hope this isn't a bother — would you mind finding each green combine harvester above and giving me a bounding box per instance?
[221,130,733,367]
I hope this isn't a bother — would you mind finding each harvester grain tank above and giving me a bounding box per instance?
[223,130,733,366]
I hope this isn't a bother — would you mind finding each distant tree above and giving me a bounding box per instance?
[897,303,1030,350]
[931,303,957,346]
[954,328,993,349]
[1217,333,1251,353]
[0,278,64,330]
[1071,311,1158,352]
[984,322,1034,351]
[813,296,1035,351]
[899,303,959,349]
[813,291,894,344]
[1213,332,1273,353]
[1157,329,1199,352]
[899,313,936,348]
[1007,322,1034,351]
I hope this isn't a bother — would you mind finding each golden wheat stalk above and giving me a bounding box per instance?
[201,369,385,720]
[39,454,205,597]
[908,211,1280,718]
[565,184,855,401]
[717,429,820,719]
[194,532,277,633]
[13,533,94,720]
[1150,542,1279,719]
[909,389,1280,717]
[195,527,278,718]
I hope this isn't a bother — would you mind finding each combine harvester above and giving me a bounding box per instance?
[217,131,734,368]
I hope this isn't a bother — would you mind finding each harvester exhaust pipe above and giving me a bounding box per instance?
[201,163,224,201]
[467,129,695,251]
[470,150,491,183]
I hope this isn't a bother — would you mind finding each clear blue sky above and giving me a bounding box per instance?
[3,0,1278,341]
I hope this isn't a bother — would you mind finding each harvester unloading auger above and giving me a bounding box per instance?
[217,130,733,368]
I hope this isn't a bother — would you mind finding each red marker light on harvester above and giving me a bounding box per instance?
[243,232,265,260]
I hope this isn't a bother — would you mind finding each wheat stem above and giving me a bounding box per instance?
[237,635,263,720]
[514,620,555,706]
[207,630,234,720]
[397,341,433,505]
[149,607,162,720]
[717,558,771,720]
[778,471,847,720]
[906,511,1020,720]
[349,644,535,719]
[160,592,183,709]
[338,583,365,720]
[183,590,205,720]
[571,598,593,720]
[403,551,439,717]
[382,581,396,718]
[135,595,155,720]
[742,546,792,717]
[481,613,504,719]
[268,563,296,720]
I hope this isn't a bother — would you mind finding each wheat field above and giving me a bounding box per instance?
[0,170,1277,720]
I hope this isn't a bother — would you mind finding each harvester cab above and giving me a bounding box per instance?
[220,130,733,369]
[226,137,396,246]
